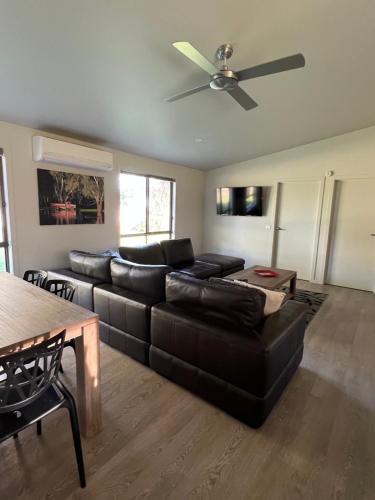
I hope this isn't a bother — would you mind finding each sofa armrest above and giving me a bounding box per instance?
[256,301,308,352]
[252,301,308,392]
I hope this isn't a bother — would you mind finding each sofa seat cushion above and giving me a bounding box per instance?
[176,261,221,279]
[94,284,160,342]
[222,265,246,277]
[47,269,104,310]
[151,300,307,398]
[196,253,245,273]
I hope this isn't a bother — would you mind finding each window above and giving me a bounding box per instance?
[0,150,10,272]
[120,172,175,246]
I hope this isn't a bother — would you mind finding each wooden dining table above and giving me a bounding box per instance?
[0,272,102,438]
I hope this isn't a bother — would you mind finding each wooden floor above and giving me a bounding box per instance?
[1,282,374,500]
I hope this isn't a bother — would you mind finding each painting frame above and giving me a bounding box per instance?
[37,168,105,226]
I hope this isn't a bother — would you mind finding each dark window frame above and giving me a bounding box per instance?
[0,149,10,272]
[120,171,175,243]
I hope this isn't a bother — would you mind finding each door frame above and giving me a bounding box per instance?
[0,150,10,272]
[270,177,325,282]
[324,174,375,292]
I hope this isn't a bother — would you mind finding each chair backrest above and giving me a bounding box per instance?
[45,279,76,302]
[0,330,65,413]
[23,269,48,288]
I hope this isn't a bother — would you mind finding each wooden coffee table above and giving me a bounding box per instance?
[226,265,297,300]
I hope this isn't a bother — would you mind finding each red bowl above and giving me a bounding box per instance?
[253,269,279,277]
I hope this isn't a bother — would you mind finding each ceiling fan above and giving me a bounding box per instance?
[166,42,305,110]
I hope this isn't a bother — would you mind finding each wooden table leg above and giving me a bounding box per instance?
[289,274,297,299]
[75,320,102,438]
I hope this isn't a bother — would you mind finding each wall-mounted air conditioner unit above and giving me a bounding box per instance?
[32,136,113,172]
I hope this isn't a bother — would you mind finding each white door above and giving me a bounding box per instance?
[274,180,322,280]
[326,178,375,292]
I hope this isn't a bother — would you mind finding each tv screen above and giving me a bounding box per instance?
[216,186,263,216]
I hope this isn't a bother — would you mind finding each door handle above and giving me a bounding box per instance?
[371,234,375,236]
[275,227,286,231]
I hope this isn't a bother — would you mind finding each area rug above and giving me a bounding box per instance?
[282,288,328,325]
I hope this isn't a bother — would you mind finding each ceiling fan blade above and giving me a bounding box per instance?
[172,42,217,75]
[165,83,211,103]
[227,86,258,110]
[237,53,305,81]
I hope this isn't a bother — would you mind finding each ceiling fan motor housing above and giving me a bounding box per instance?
[210,70,238,91]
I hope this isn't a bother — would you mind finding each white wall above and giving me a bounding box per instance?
[0,120,205,275]
[3,118,374,281]
[203,126,375,280]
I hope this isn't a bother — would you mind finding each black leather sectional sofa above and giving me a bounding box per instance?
[47,239,307,427]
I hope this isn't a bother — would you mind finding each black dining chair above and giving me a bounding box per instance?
[45,279,76,302]
[45,279,77,373]
[0,330,86,488]
[23,270,48,288]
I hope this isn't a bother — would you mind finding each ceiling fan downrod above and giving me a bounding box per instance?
[215,43,234,70]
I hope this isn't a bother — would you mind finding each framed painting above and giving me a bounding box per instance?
[37,168,104,225]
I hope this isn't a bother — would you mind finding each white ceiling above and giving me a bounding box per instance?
[0,0,374,169]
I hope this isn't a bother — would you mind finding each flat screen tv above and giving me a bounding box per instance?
[216,186,263,216]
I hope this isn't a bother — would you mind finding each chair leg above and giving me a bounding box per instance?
[59,364,64,374]
[37,420,42,435]
[65,400,86,488]
[71,339,76,353]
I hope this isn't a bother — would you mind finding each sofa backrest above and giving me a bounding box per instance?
[165,272,266,334]
[161,238,194,268]
[111,258,171,301]
[118,242,166,265]
[69,250,112,282]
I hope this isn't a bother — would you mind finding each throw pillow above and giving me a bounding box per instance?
[231,280,286,316]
